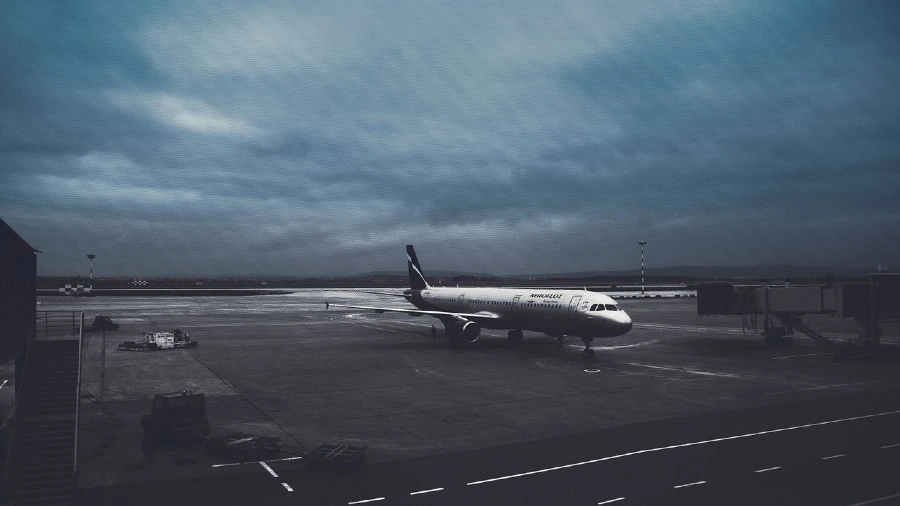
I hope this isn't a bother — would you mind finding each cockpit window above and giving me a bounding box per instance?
[589,304,598,311]
[594,304,605,311]
[605,304,617,311]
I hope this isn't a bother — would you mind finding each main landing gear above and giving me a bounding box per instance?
[507,329,524,346]
[581,337,596,360]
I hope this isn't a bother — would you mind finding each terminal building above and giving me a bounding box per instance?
[2,218,82,505]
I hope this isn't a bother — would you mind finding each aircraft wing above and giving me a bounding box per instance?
[326,302,501,320]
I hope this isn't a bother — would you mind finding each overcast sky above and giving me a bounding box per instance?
[2,1,898,277]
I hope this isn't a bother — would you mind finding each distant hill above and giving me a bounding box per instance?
[38,265,876,290]
[536,265,872,279]
[352,270,497,279]
[347,264,873,280]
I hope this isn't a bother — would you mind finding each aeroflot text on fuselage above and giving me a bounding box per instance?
[530,293,563,299]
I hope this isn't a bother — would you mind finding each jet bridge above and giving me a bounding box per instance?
[697,274,900,357]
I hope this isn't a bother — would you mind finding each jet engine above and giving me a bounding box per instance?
[449,318,480,344]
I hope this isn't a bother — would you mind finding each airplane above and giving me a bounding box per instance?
[325,245,633,359]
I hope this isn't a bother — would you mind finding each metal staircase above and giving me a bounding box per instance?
[4,332,82,505]
[791,317,835,347]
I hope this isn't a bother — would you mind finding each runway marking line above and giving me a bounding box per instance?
[848,492,900,506]
[0,379,7,391]
[765,379,884,396]
[673,481,706,489]
[211,456,303,468]
[466,408,900,486]
[821,454,846,460]
[410,488,444,495]
[348,498,385,505]
[880,443,900,449]
[615,361,740,379]
[774,352,832,360]
[597,497,626,504]
[260,461,279,478]
[754,466,781,473]
[281,483,293,492]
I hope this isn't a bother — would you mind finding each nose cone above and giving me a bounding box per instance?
[617,311,633,335]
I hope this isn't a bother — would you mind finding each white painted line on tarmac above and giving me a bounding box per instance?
[348,498,385,505]
[410,488,444,495]
[211,456,303,468]
[466,409,900,486]
[346,320,423,338]
[847,492,900,505]
[0,379,7,391]
[633,323,744,334]
[673,481,706,489]
[615,361,741,379]
[281,483,293,492]
[774,352,832,360]
[598,497,626,504]
[766,380,884,396]
[881,443,900,449]
[260,461,279,478]
[755,466,781,473]
[822,454,846,460]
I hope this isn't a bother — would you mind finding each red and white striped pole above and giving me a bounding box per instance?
[638,242,647,295]
[87,254,95,291]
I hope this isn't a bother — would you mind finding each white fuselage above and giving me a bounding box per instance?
[408,286,632,338]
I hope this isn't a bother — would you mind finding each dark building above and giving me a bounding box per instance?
[0,218,39,388]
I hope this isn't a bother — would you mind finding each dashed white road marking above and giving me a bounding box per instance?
[847,492,900,505]
[410,488,444,495]
[466,409,900,486]
[880,443,900,449]
[597,497,626,504]
[821,454,846,460]
[281,483,293,492]
[348,498,385,505]
[260,461,279,478]
[211,456,303,468]
[673,481,706,489]
[755,466,781,473]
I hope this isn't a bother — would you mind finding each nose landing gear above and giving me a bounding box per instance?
[581,337,595,360]
[507,329,524,346]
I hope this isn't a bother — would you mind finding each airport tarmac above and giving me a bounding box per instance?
[14,291,900,505]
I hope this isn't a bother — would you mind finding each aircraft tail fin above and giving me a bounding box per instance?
[406,244,429,290]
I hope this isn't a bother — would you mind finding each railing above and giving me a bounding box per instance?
[34,310,81,338]
[792,317,836,347]
[75,312,84,475]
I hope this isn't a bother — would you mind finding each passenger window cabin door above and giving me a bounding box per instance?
[512,295,521,313]
[568,295,582,320]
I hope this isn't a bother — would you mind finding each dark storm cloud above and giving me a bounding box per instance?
[1,1,898,276]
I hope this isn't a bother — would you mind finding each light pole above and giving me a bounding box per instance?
[87,254,96,291]
[638,242,647,295]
